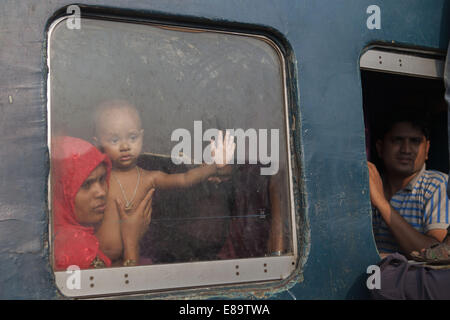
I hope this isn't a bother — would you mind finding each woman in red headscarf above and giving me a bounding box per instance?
[51,136,153,270]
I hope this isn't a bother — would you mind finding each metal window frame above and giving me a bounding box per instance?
[47,15,298,298]
[360,47,445,79]
[360,46,446,258]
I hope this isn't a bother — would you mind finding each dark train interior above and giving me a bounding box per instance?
[361,69,448,173]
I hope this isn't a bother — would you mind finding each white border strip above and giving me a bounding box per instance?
[55,255,296,297]
[360,49,444,79]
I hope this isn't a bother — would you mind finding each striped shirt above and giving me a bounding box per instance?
[372,165,450,254]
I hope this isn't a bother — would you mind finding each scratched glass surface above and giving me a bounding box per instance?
[49,17,293,266]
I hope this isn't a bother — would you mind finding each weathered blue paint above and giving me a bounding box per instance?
[0,0,448,299]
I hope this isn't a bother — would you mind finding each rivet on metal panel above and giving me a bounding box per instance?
[89,275,94,288]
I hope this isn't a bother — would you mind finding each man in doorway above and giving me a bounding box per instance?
[368,111,449,257]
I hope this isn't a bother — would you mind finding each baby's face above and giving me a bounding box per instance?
[95,107,143,170]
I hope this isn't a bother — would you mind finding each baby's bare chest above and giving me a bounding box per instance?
[108,171,155,209]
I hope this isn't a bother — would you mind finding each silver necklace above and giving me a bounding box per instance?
[112,166,141,210]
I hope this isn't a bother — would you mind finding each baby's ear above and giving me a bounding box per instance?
[140,129,144,136]
[93,137,102,150]
[93,137,105,152]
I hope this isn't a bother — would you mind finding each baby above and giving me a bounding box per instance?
[93,100,235,263]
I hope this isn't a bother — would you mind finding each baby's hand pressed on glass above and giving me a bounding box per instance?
[210,130,236,168]
[207,164,233,184]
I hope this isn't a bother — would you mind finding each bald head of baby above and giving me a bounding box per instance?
[93,100,144,169]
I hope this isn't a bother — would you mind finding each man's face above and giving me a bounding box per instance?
[74,164,108,226]
[376,121,430,178]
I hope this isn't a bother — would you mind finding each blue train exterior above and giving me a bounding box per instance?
[0,0,448,299]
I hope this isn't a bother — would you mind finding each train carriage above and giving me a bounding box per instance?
[0,0,448,300]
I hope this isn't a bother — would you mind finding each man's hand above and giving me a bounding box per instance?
[367,161,391,222]
[367,164,444,255]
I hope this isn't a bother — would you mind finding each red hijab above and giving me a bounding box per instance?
[52,136,112,271]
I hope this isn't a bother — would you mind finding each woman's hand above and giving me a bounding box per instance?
[115,188,154,262]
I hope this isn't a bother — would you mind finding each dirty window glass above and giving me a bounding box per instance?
[49,17,294,287]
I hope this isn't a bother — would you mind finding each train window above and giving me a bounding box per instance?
[47,15,297,297]
[360,47,448,255]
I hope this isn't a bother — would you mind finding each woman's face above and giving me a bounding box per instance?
[74,164,108,226]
